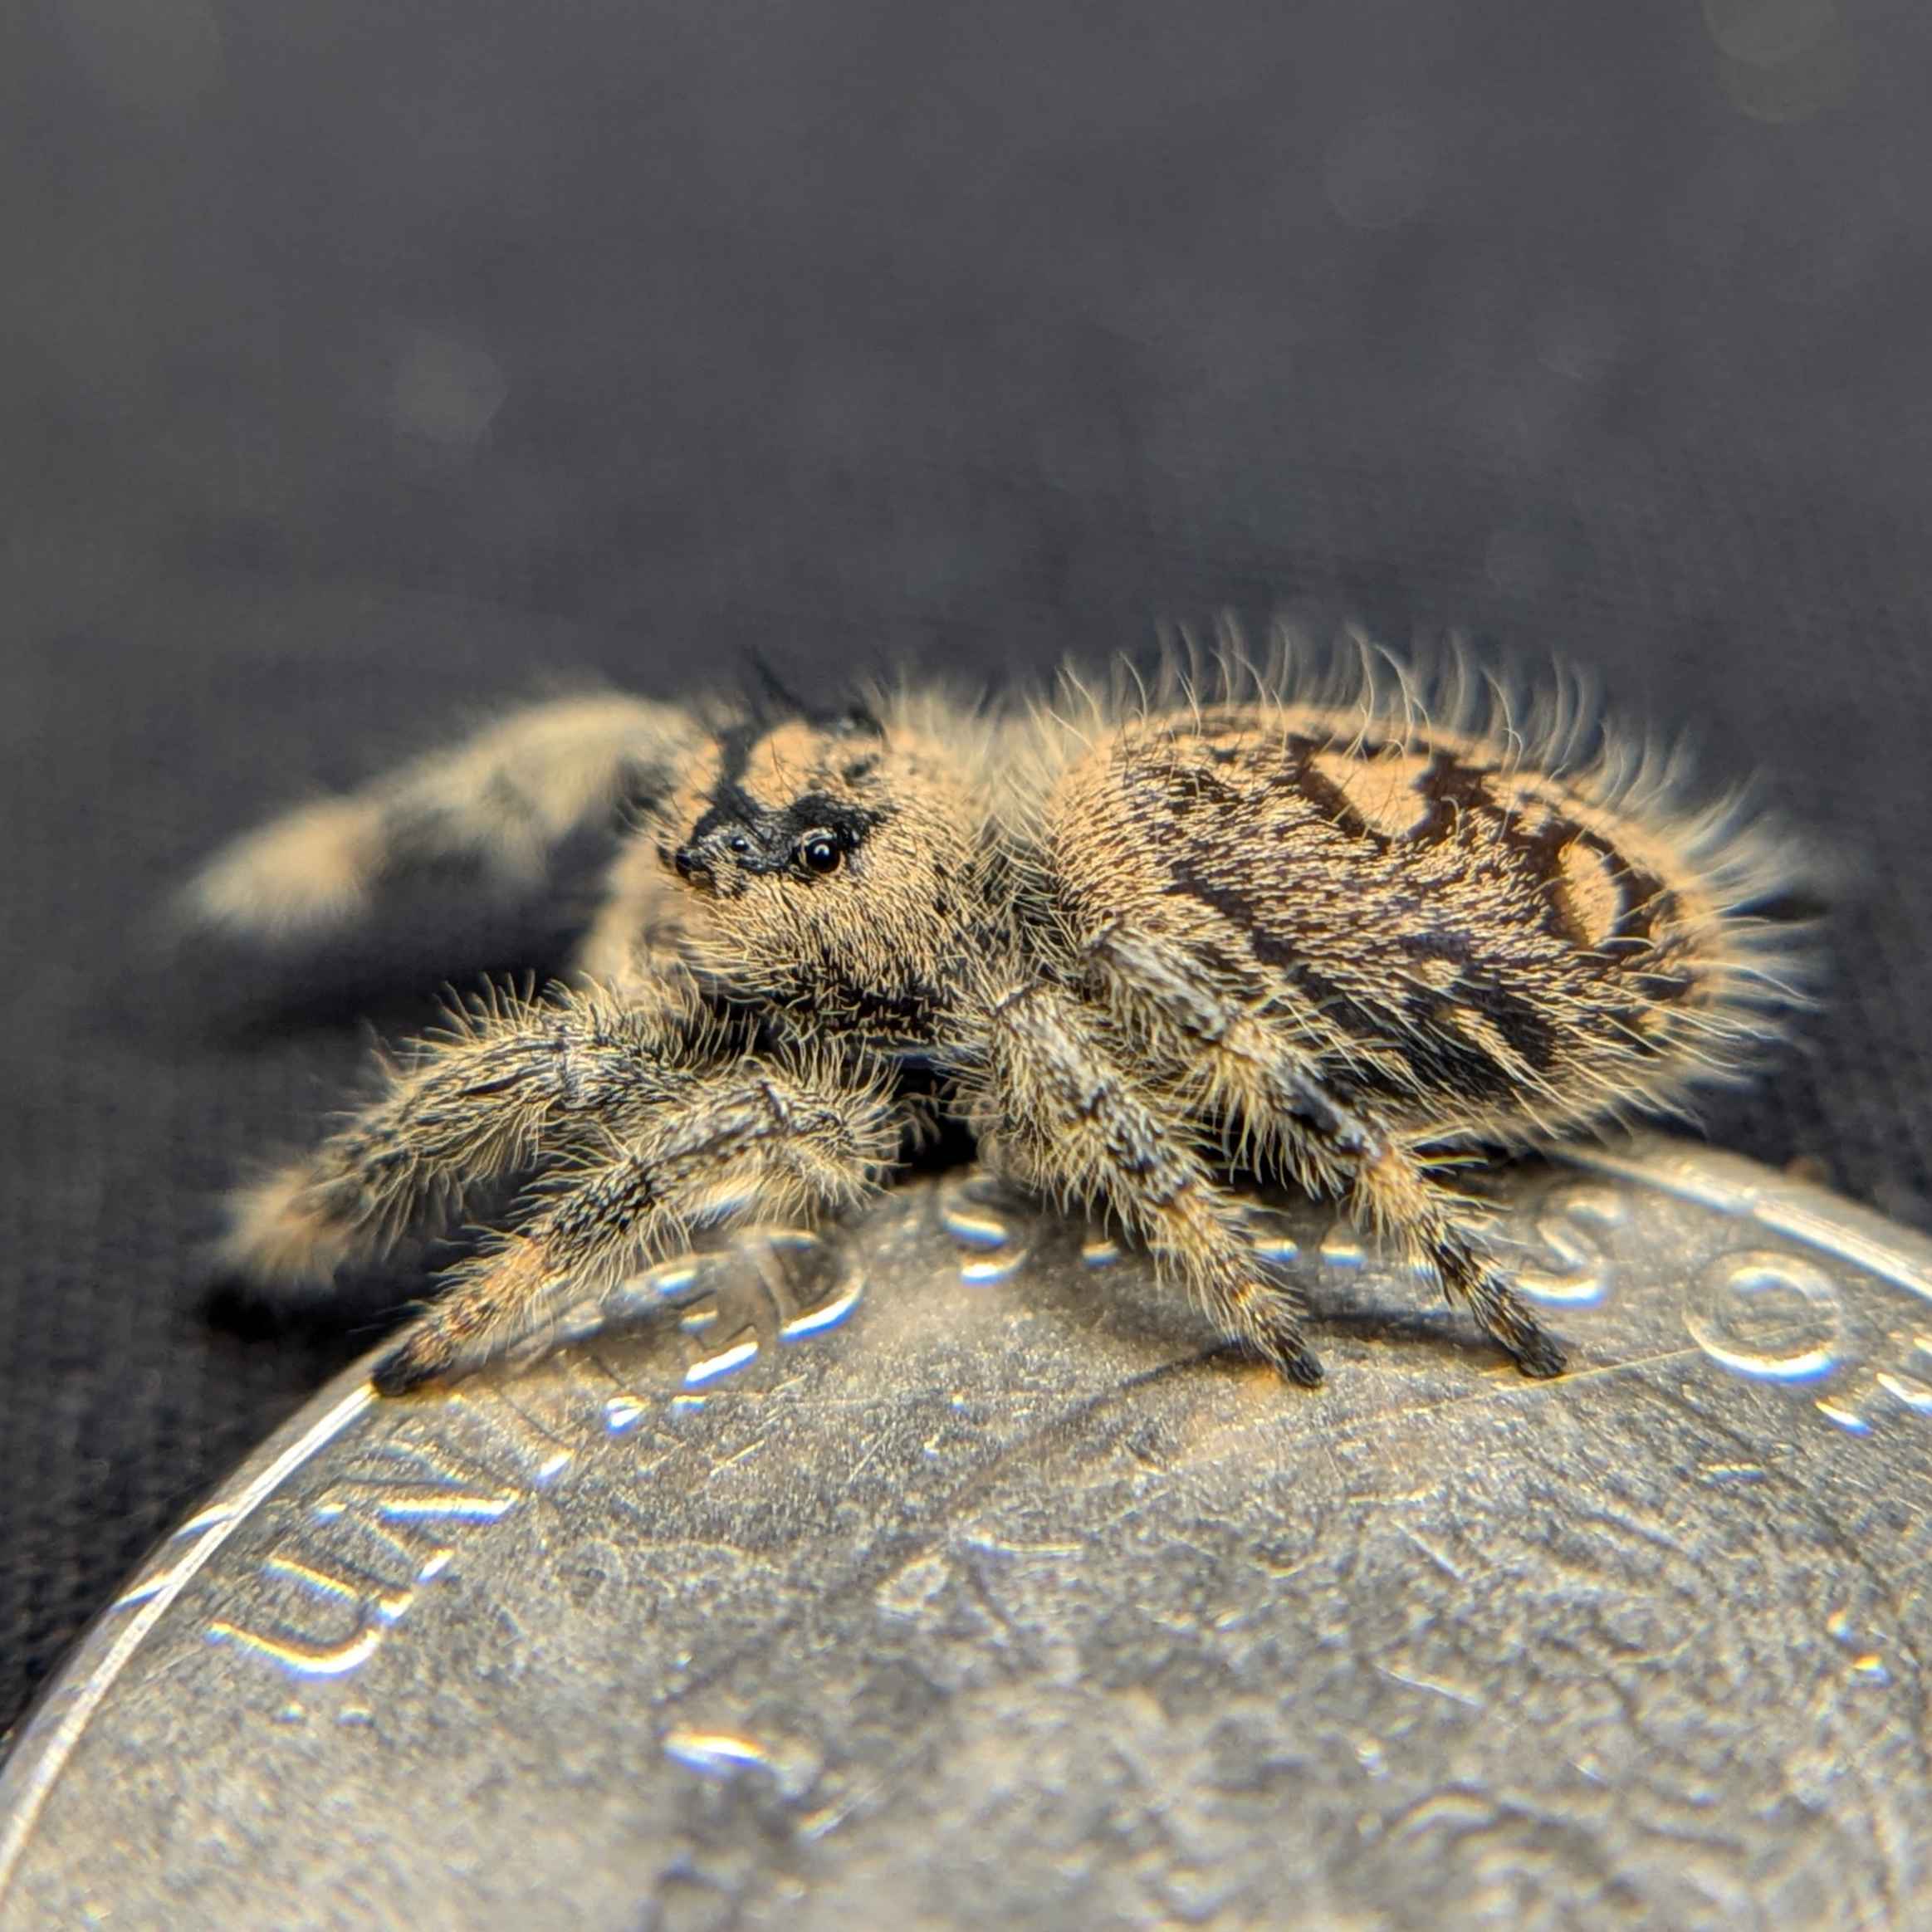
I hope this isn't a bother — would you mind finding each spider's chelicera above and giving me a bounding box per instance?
[187,645,1807,1396]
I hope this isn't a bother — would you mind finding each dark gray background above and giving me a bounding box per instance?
[4,0,1929,1735]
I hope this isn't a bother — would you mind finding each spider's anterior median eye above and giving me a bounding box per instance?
[799,833,843,876]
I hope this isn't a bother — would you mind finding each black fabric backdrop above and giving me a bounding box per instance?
[4,0,1930,1735]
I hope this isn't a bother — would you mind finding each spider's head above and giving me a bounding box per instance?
[663,707,887,897]
[656,701,986,1048]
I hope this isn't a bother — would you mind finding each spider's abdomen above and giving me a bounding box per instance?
[1041,702,1791,1140]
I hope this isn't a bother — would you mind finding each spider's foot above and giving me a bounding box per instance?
[370,1323,457,1397]
[1258,1332,1326,1387]
[1506,1319,1568,1379]
[1280,1346,1327,1388]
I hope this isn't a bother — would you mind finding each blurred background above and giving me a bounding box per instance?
[3,0,1929,1733]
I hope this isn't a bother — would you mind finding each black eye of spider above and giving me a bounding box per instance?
[726,834,752,856]
[799,834,842,876]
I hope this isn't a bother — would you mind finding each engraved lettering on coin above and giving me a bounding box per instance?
[667,1225,864,1391]
[111,1501,243,1612]
[937,1171,1037,1284]
[1317,1221,1367,1274]
[1237,1201,1303,1269]
[1803,1331,1932,1436]
[207,1388,569,1677]
[1872,1350,1932,1415]
[1509,1179,1626,1307]
[754,1227,865,1342]
[676,1290,756,1390]
[1684,1249,1843,1382]
[206,1227,863,1677]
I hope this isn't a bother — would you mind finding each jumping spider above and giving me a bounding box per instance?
[188,643,1803,1396]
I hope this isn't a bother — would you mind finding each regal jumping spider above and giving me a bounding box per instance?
[188,643,1802,1396]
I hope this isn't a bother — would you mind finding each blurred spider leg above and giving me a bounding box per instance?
[182,692,704,943]
[372,1054,901,1394]
[1084,928,1565,1376]
[979,978,1323,1385]
[223,981,715,1287]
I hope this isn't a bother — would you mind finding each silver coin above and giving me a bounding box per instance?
[2,1138,1928,1930]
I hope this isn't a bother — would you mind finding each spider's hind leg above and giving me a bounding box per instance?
[181,692,703,946]
[1082,927,1567,1378]
[1339,1141,1567,1378]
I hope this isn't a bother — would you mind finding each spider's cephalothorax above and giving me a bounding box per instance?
[189,647,1807,1396]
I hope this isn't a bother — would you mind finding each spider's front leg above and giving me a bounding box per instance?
[372,1049,900,1395]
[973,979,1325,1385]
[223,978,714,1285]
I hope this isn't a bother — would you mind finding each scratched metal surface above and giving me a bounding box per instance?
[1,1139,1928,1930]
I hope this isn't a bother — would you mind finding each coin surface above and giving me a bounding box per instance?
[2,1139,1928,1930]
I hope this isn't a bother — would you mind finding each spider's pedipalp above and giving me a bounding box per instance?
[371,1053,902,1393]
[181,691,704,946]
[575,834,702,995]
